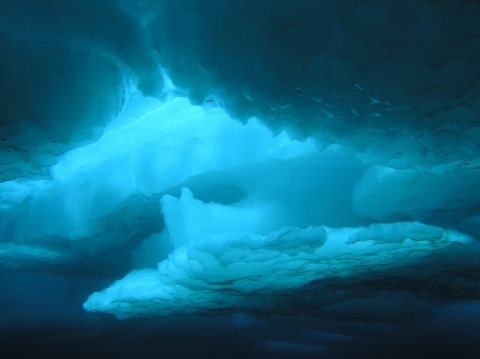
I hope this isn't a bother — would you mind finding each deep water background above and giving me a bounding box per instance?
[1,273,480,359]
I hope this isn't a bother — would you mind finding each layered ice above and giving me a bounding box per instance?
[84,199,473,318]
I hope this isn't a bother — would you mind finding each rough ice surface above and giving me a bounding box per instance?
[84,218,472,319]
[1,0,480,358]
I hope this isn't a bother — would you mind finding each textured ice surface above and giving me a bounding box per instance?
[1,0,480,180]
[84,214,473,318]
[84,187,477,318]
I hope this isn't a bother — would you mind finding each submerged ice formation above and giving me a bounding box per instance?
[1,95,377,274]
[1,0,480,324]
[84,192,473,318]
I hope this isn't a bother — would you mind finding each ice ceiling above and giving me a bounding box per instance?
[1,0,480,322]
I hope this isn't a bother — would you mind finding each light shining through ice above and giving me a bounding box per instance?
[1,1,480,358]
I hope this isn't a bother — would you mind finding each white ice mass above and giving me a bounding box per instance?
[1,0,480,327]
